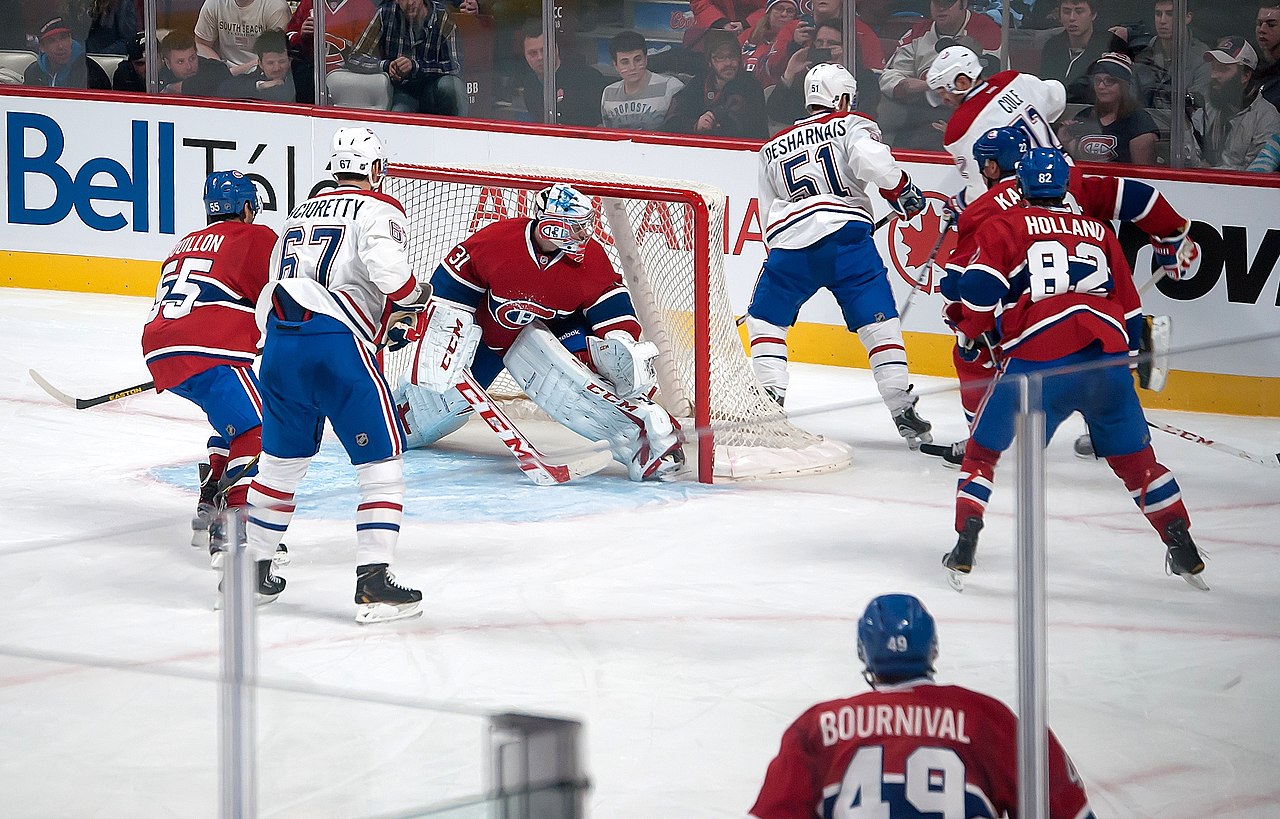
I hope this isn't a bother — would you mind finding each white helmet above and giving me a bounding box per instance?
[804,63,857,109]
[926,45,983,93]
[533,183,597,257]
[326,127,386,185]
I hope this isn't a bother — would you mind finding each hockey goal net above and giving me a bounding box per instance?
[381,163,852,482]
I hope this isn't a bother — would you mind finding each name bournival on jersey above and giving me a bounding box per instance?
[289,196,367,221]
[762,119,851,162]
[817,704,971,747]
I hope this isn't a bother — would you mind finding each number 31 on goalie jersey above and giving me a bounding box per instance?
[1025,239,1112,302]
[828,745,992,818]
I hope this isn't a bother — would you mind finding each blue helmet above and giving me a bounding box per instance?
[204,170,260,218]
[973,126,1030,175]
[857,594,938,680]
[1016,147,1070,200]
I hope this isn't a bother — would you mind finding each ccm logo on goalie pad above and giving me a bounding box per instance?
[585,383,642,414]
[494,299,556,330]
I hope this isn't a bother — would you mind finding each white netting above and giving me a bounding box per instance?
[382,163,852,480]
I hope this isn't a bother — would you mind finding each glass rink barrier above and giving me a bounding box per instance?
[4,0,1274,168]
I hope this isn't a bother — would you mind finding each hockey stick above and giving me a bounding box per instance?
[1147,419,1280,469]
[453,371,613,486]
[896,208,955,324]
[29,369,155,410]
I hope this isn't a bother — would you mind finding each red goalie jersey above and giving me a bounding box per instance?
[141,221,278,391]
[749,680,1094,819]
[429,217,642,353]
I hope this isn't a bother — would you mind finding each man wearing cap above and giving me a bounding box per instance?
[1192,36,1280,170]
[23,16,111,90]
[112,31,148,93]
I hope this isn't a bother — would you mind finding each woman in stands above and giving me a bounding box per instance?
[740,0,799,89]
[1058,52,1159,165]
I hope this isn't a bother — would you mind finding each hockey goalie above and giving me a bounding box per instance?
[391,183,686,481]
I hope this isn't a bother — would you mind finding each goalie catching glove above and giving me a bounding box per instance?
[1150,222,1198,281]
[587,331,659,399]
[412,300,483,393]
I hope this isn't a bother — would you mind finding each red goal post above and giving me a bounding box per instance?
[381,163,853,483]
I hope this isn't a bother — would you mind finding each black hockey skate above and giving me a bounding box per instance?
[920,439,965,468]
[209,515,290,570]
[216,558,286,608]
[763,386,786,408]
[943,516,984,592]
[355,563,423,624]
[1163,519,1208,591]
[191,462,219,549]
[892,386,933,450]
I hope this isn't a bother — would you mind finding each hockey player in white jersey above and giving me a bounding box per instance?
[747,63,933,447]
[246,126,430,622]
[926,45,1066,203]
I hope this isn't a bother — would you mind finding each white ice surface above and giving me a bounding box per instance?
[1,288,1277,818]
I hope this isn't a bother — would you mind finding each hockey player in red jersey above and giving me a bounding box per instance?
[395,182,686,481]
[921,126,1199,466]
[941,148,1207,591]
[141,170,279,568]
[749,593,1096,819]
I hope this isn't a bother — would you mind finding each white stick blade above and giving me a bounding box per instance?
[28,370,78,408]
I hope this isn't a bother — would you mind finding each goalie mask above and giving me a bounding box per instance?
[533,183,597,258]
[326,126,387,189]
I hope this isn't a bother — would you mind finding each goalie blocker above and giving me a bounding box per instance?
[396,322,684,481]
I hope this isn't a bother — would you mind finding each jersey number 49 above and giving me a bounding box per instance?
[828,745,993,819]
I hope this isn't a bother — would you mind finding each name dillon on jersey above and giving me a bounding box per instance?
[817,704,972,747]
[762,118,852,163]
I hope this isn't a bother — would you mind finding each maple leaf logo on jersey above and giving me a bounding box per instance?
[493,299,557,330]
[885,193,958,295]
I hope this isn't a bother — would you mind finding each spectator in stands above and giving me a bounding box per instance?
[1058,52,1159,164]
[664,29,768,138]
[23,16,111,89]
[159,29,233,95]
[1252,2,1280,108]
[601,31,686,131]
[691,0,766,37]
[111,30,147,92]
[1191,36,1280,169]
[1247,131,1280,169]
[287,0,379,75]
[515,23,608,126]
[346,0,477,115]
[83,0,139,55]
[195,0,293,78]
[766,0,885,83]
[741,0,798,88]
[221,28,296,102]
[766,21,869,127]
[1129,0,1211,108]
[1041,0,1114,102]
[878,0,1002,149]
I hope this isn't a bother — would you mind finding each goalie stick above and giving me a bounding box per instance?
[453,371,613,486]
[1147,420,1280,469]
[29,370,155,410]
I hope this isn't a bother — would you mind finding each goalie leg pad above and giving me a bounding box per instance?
[504,322,684,481]
[394,382,471,449]
[1137,315,1171,392]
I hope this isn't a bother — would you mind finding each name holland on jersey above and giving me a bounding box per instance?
[1023,213,1107,242]
[761,119,851,162]
[817,704,972,747]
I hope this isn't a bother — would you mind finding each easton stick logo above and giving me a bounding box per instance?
[885,193,957,294]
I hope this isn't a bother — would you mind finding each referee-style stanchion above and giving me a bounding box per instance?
[1015,373,1048,819]
[219,509,257,819]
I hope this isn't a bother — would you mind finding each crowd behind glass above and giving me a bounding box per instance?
[1,0,1277,171]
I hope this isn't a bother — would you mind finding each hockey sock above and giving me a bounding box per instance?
[1105,446,1190,535]
[856,318,911,414]
[953,345,992,423]
[207,436,230,485]
[223,426,262,508]
[745,316,790,392]
[246,454,310,560]
[956,439,1001,531]
[354,458,406,567]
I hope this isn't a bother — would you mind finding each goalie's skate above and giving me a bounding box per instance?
[1163,519,1209,591]
[892,387,933,450]
[355,563,423,624]
[920,439,964,468]
[215,558,286,609]
[942,516,984,592]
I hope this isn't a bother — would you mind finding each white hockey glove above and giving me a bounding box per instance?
[1151,222,1198,281]
[587,331,659,399]
[413,300,483,393]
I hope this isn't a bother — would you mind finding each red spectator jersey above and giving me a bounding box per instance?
[749,680,1093,819]
[287,0,380,73]
[142,221,278,391]
[957,205,1141,362]
[429,218,642,354]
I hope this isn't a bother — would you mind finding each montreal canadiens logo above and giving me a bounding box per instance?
[1078,134,1119,160]
[885,192,957,295]
[494,299,556,330]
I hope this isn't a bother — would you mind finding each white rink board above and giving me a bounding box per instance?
[2,91,1279,378]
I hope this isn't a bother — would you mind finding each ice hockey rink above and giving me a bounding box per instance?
[1,287,1277,818]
